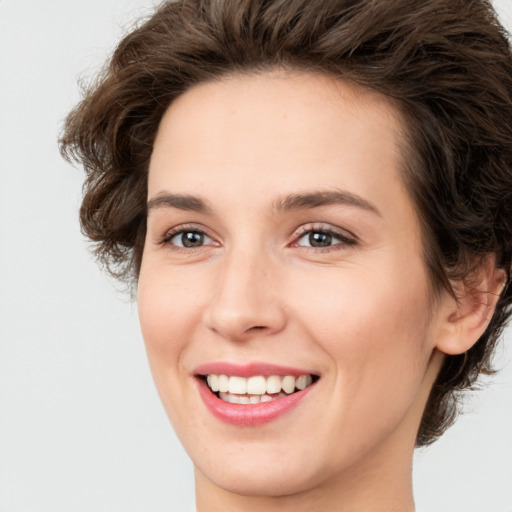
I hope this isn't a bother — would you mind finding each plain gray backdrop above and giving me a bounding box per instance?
[0,1,511,511]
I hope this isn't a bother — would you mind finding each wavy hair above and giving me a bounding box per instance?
[60,0,512,445]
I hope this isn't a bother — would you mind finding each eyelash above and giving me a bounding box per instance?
[291,225,356,252]
[159,224,214,251]
[159,223,356,253]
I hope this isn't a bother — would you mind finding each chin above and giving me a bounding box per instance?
[196,457,328,498]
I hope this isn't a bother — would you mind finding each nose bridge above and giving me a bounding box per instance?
[206,242,285,340]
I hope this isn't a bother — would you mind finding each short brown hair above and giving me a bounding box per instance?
[60,0,512,446]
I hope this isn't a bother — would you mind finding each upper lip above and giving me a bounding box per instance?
[194,362,318,378]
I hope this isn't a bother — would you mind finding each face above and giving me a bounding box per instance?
[138,72,446,498]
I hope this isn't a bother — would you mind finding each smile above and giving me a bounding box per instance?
[204,374,315,404]
[194,364,320,426]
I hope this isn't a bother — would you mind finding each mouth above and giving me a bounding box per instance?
[194,363,320,425]
[199,373,319,405]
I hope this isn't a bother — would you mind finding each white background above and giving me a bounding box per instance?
[0,1,511,511]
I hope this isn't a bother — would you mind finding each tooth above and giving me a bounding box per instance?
[207,374,219,392]
[211,373,311,400]
[296,375,312,390]
[247,376,266,394]
[229,376,247,394]
[218,375,229,393]
[266,375,282,394]
[282,376,296,394]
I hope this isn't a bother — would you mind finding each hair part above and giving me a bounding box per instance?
[60,0,512,445]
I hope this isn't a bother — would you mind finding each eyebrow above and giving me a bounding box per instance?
[147,193,212,214]
[274,190,381,216]
[147,189,381,217]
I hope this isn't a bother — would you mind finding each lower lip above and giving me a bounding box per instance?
[196,379,315,426]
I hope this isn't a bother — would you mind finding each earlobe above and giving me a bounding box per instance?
[435,256,507,356]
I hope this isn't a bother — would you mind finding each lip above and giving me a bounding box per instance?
[196,379,315,426]
[194,362,315,378]
[194,362,318,427]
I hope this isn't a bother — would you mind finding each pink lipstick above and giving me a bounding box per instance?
[194,363,318,426]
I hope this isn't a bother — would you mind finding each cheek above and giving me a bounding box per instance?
[287,258,434,406]
[289,268,434,461]
[137,262,214,436]
[137,263,207,384]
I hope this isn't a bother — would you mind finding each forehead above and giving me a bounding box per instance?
[148,71,411,217]
[151,72,416,214]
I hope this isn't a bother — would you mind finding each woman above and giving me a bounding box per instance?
[60,0,512,510]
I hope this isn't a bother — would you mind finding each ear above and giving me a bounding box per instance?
[435,255,507,356]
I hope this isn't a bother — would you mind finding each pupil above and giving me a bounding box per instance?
[309,232,332,247]
[182,231,203,247]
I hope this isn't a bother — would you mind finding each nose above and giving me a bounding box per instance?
[204,247,287,342]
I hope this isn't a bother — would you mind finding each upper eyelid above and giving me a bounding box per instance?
[157,223,213,245]
[291,223,357,242]
[155,221,357,246]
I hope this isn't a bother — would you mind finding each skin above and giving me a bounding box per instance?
[137,71,501,512]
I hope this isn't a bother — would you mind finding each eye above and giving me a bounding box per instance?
[294,228,355,250]
[167,230,214,248]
